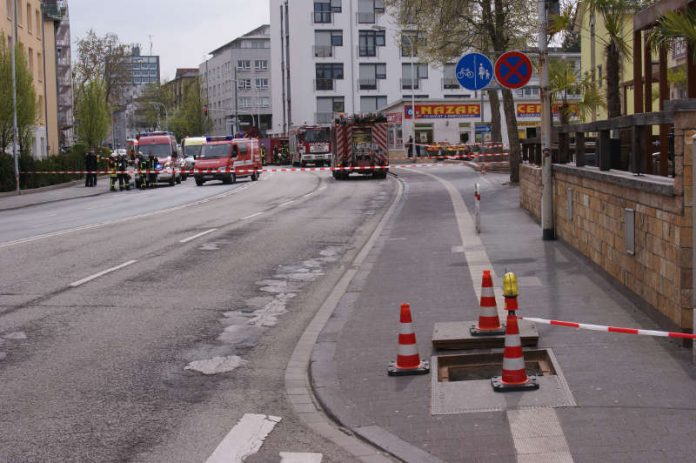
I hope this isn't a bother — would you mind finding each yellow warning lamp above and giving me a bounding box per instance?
[502,272,518,298]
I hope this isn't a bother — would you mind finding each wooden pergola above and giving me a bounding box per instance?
[632,0,696,175]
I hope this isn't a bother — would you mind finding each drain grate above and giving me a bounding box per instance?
[438,350,556,382]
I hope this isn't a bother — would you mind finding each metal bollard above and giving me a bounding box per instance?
[475,183,481,234]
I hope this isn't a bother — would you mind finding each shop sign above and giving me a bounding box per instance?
[516,103,580,118]
[386,112,403,124]
[404,103,481,119]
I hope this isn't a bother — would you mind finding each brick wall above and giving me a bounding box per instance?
[519,108,695,331]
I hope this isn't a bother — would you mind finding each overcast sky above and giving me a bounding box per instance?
[68,0,270,81]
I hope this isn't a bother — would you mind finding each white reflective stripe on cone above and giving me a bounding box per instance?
[398,344,419,356]
[505,334,522,348]
[503,355,525,372]
[399,323,415,335]
[481,306,498,316]
[481,286,495,297]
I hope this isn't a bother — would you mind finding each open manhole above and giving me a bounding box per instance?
[437,349,557,382]
[430,348,576,414]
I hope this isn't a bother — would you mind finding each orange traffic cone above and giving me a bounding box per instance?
[388,303,430,376]
[471,270,505,336]
[492,273,538,392]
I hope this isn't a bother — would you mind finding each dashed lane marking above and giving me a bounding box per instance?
[69,260,137,287]
[280,200,295,207]
[205,413,281,463]
[279,452,323,463]
[179,228,218,243]
[242,212,263,220]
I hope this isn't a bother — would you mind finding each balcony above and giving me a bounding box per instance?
[315,112,335,124]
[401,78,420,90]
[313,45,334,58]
[358,78,378,90]
[442,78,460,90]
[311,11,334,24]
[356,11,376,24]
[42,1,67,21]
[314,78,336,91]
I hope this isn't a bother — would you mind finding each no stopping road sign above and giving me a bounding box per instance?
[494,51,533,90]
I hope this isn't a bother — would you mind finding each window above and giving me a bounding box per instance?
[237,60,251,70]
[254,60,268,70]
[330,0,342,12]
[358,30,385,57]
[16,0,22,25]
[359,63,386,89]
[36,9,40,38]
[26,3,31,33]
[27,47,33,75]
[5,0,10,19]
[443,64,459,89]
[315,30,343,47]
[401,32,424,57]
[316,97,344,122]
[239,97,253,108]
[360,96,387,113]
[313,2,332,23]
[257,97,270,107]
[37,51,42,80]
[316,63,344,90]
[401,63,428,88]
[255,78,269,89]
[238,79,252,89]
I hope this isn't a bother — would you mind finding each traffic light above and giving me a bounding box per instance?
[546,0,560,16]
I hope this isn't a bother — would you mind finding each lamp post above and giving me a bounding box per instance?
[11,0,20,194]
[372,25,416,159]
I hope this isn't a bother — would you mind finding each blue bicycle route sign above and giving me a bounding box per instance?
[455,52,494,91]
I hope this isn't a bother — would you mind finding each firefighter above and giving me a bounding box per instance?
[117,153,130,191]
[147,152,158,188]
[108,152,119,191]
[136,152,147,189]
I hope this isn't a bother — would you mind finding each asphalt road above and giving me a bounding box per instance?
[0,171,395,462]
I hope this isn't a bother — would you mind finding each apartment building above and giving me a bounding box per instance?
[199,25,272,136]
[1,0,68,158]
[270,0,476,136]
[162,68,199,109]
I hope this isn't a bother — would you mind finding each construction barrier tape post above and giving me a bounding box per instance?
[474,183,481,234]
[518,316,696,340]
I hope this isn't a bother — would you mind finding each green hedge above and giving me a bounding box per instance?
[0,145,110,192]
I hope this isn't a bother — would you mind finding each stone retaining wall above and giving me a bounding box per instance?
[519,108,695,331]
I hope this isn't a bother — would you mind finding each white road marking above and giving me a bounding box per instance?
[242,212,262,220]
[205,413,281,463]
[279,452,323,463]
[414,170,574,463]
[69,260,137,287]
[280,200,295,207]
[303,192,314,198]
[179,228,217,243]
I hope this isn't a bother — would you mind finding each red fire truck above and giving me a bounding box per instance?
[331,115,389,180]
[289,125,332,167]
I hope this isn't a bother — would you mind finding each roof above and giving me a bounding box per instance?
[175,68,199,79]
[209,25,271,56]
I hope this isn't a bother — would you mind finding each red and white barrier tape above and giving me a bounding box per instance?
[518,316,696,340]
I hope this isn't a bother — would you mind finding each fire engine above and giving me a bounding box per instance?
[331,115,389,180]
[289,125,332,167]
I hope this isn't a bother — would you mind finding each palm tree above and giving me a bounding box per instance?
[549,59,606,125]
[584,0,641,118]
[648,8,696,56]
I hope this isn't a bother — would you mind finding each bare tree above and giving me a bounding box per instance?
[74,30,131,106]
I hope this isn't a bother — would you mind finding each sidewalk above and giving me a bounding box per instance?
[311,167,696,462]
[0,177,110,211]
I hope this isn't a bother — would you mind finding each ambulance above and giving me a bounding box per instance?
[194,136,263,186]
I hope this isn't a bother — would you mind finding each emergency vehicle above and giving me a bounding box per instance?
[181,136,206,180]
[136,131,182,186]
[194,136,262,186]
[289,125,332,167]
[331,115,389,180]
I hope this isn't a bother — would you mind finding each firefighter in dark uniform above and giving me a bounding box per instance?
[117,153,130,191]
[108,153,119,191]
[147,152,158,188]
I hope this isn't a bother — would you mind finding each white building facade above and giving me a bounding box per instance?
[270,0,477,136]
[200,25,272,136]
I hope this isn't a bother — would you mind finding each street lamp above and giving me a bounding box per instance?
[11,0,20,194]
[372,25,416,159]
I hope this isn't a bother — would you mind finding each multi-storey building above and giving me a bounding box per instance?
[0,0,70,158]
[162,68,199,109]
[126,45,160,87]
[199,25,272,136]
[270,0,476,137]
[43,0,72,149]
[271,1,582,148]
